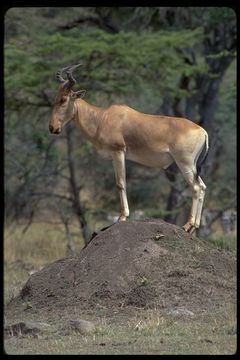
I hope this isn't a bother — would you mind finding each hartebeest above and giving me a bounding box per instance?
[49,64,209,234]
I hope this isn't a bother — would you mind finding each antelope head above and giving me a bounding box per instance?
[49,64,86,134]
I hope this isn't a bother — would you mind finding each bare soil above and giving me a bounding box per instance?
[5,219,236,319]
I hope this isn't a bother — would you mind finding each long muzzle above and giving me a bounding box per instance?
[49,124,61,134]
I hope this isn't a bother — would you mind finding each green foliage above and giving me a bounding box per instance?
[208,59,237,209]
[201,7,236,27]
[5,27,206,107]
[4,7,236,235]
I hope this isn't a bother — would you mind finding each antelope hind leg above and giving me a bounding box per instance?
[194,176,206,229]
[175,161,201,234]
[183,176,206,234]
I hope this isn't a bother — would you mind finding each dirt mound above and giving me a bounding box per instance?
[7,219,236,315]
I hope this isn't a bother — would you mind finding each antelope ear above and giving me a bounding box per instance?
[74,89,86,98]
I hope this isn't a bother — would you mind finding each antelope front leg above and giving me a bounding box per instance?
[112,150,129,222]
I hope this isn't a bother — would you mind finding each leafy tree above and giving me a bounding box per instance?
[4,7,236,245]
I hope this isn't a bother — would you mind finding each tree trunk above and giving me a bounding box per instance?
[162,54,234,229]
[66,125,90,245]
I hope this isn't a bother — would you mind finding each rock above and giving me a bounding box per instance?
[154,233,165,241]
[167,308,195,317]
[68,319,96,335]
[4,321,50,337]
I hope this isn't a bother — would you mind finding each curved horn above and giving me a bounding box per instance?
[65,64,81,87]
[56,64,81,88]
[55,65,71,83]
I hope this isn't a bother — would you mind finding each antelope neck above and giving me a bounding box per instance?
[74,99,105,141]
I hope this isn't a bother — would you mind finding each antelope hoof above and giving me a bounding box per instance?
[118,215,127,222]
[182,222,196,234]
[182,223,192,232]
[188,226,196,235]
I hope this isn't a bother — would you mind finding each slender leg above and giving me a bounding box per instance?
[175,161,201,233]
[112,151,129,222]
[194,176,206,229]
[186,176,206,233]
[183,180,201,234]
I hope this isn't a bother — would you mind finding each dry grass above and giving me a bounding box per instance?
[4,222,85,305]
[4,304,237,355]
[4,221,85,265]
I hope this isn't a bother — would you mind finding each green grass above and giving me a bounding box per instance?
[207,232,236,253]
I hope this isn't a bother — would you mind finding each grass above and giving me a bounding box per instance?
[4,221,237,355]
[4,221,85,305]
[206,232,236,253]
[4,304,237,355]
[4,221,85,265]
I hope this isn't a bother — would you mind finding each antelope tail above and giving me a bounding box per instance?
[196,132,209,178]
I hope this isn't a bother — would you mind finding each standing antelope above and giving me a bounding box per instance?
[49,64,209,234]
